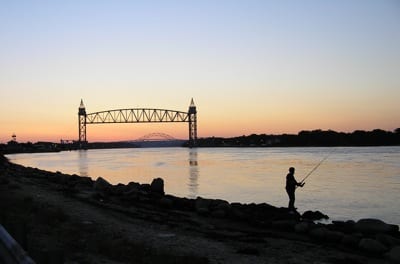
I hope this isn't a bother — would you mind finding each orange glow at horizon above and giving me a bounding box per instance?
[1,108,398,144]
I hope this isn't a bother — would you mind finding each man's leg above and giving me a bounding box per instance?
[288,190,295,209]
[287,189,295,209]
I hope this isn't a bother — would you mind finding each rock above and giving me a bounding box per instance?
[325,230,344,243]
[267,207,301,222]
[150,178,164,195]
[137,196,150,203]
[295,222,310,233]
[211,199,230,211]
[359,238,388,255]
[355,218,395,234]
[376,233,400,248]
[254,203,276,216]
[159,197,173,209]
[0,154,8,164]
[66,174,85,185]
[230,207,246,220]
[331,220,355,233]
[271,220,296,231]
[172,197,195,211]
[309,227,328,241]
[127,181,141,190]
[342,234,361,248]
[211,209,226,218]
[385,246,400,263]
[93,177,112,194]
[197,207,209,216]
[122,187,140,201]
[210,200,231,218]
[302,210,329,221]
[74,176,94,190]
[195,197,212,213]
[110,183,127,196]
[391,224,400,233]
[56,174,70,185]
[140,183,151,192]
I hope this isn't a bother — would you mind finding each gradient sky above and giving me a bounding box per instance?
[1,1,399,143]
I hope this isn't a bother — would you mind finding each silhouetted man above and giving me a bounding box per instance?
[285,167,304,210]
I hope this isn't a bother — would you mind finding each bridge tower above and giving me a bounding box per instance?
[78,99,87,145]
[188,98,197,147]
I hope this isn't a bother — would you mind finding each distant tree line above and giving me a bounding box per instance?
[0,141,60,154]
[196,129,400,147]
[0,140,138,154]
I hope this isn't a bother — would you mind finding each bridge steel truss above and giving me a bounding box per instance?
[135,132,177,142]
[78,100,197,147]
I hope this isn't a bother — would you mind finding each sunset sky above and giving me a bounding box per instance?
[1,1,399,143]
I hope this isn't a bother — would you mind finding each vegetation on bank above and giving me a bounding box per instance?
[1,128,399,154]
[195,128,400,147]
[0,141,138,154]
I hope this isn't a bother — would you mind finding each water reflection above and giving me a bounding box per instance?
[188,149,199,198]
[6,147,400,225]
[78,150,88,177]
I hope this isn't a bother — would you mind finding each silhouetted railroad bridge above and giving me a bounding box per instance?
[78,99,197,147]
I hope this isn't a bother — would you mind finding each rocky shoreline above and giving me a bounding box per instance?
[1,154,400,263]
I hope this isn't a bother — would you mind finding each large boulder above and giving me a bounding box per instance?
[359,238,388,255]
[302,210,329,221]
[331,220,355,233]
[355,218,397,234]
[150,178,164,195]
[93,177,112,194]
[211,199,230,212]
[376,233,400,248]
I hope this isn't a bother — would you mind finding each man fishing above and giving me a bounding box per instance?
[285,167,304,211]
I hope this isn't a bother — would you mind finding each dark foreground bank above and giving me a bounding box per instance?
[1,154,400,264]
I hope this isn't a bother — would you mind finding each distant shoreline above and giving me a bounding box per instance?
[1,129,399,155]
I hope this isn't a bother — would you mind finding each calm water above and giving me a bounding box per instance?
[6,147,400,225]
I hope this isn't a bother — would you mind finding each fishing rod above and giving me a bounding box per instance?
[299,151,332,184]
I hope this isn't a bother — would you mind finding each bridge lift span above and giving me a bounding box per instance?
[78,99,197,147]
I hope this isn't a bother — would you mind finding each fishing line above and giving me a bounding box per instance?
[299,150,334,184]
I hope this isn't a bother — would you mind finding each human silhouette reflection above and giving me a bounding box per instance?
[188,149,199,198]
[78,150,89,177]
